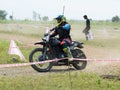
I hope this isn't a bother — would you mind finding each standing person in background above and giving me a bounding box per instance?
[83,15,93,40]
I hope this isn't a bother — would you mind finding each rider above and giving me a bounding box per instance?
[50,15,73,61]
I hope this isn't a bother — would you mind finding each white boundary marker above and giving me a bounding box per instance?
[8,40,25,60]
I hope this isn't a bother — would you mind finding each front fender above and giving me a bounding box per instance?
[34,41,46,45]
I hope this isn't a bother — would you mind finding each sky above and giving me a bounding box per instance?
[0,0,120,20]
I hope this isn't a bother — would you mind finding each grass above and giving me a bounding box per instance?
[0,72,120,90]
[0,21,120,90]
[0,40,11,64]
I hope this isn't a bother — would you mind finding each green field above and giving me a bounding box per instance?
[0,21,120,90]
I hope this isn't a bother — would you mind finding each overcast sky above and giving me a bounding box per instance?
[0,0,120,20]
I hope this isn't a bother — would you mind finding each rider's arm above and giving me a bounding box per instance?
[50,26,58,31]
[50,30,57,37]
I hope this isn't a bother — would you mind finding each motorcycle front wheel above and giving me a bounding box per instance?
[29,48,53,72]
[71,49,87,70]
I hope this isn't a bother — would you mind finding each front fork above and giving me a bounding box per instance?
[42,46,48,60]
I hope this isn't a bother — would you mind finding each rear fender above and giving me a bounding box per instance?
[70,41,84,49]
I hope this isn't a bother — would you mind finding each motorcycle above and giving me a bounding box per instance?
[29,29,87,72]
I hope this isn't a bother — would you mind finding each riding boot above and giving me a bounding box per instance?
[63,47,73,61]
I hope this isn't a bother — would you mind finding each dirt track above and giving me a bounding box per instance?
[0,61,120,77]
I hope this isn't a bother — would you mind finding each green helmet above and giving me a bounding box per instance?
[55,15,66,25]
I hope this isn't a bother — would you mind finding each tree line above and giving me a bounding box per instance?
[0,10,49,21]
[0,9,120,22]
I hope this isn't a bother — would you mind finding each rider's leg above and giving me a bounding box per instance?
[60,41,73,61]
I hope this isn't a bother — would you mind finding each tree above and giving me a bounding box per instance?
[9,15,13,20]
[38,14,41,21]
[42,16,49,21]
[112,15,120,22]
[9,12,14,20]
[33,11,37,21]
[0,10,7,20]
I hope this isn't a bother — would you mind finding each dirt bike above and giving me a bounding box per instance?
[29,29,87,72]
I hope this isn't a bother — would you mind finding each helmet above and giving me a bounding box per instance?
[55,15,63,20]
[55,15,66,25]
[55,15,66,21]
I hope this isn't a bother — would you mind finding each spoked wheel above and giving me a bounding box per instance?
[29,48,53,72]
[71,49,87,70]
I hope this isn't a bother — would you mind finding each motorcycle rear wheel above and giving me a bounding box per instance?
[29,48,53,72]
[71,49,87,70]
